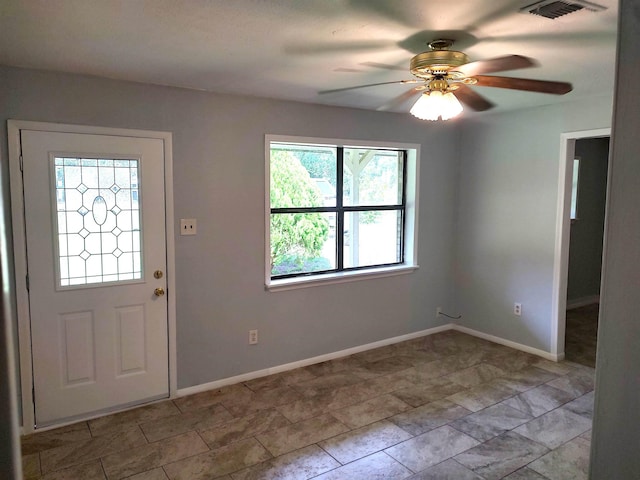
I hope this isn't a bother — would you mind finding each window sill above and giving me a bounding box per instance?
[266,265,419,292]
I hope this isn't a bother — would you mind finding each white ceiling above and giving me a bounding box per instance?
[0,0,618,116]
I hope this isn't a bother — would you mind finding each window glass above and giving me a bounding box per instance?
[53,157,142,287]
[570,157,580,220]
[343,210,402,268]
[270,143,336,209]
[270,212,336,277]
[343,149,403,206]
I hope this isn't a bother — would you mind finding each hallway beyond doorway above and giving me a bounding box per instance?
[565,304,599,368]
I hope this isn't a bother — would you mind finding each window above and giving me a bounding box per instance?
[266,136,419,288]
[53,157,142,287]
[570,157,580,220]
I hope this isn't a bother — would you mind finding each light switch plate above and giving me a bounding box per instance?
[180,218,197,235]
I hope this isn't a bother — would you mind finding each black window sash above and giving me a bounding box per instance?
[270,146,407,279]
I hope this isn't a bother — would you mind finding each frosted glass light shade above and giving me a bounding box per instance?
[410,91,463,121]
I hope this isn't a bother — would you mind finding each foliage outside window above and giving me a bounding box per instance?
[269,140,406,279]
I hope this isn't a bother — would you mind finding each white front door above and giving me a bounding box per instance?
[20,129,169,427]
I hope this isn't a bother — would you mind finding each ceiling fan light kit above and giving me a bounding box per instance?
[410,91,463,121]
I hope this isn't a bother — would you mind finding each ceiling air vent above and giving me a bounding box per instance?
[521,0,607,19]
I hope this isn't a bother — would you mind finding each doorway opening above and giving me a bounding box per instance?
[552,128,611,365]
[565,137,609,367]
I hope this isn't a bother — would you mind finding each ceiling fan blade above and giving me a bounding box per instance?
[474,75,573,94]
[319,79,420,95]
[457,55,537,76]
[360,61,407,71]
[453,85,495,112]
[377,87,421,112]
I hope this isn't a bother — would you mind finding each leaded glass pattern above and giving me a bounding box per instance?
[54,157,142,286]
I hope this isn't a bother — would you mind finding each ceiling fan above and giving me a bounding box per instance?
[319,39,573,120]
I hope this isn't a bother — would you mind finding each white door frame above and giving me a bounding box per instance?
[550,127,611,358]
[8,120,177,433]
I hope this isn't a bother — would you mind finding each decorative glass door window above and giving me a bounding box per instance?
[53,157,142,287]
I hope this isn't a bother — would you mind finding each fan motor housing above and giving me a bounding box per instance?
[410,50,469,77]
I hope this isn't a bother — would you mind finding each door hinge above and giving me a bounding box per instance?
[19,154,24,172]
[26,274,29,291]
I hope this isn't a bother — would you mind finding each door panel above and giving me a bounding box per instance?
[21,130,169,426]
[116,304,147,375]
[60,311,96,385]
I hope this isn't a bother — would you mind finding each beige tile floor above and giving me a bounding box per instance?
[21,331,595,480]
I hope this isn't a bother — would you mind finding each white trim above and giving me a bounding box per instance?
[7,121,34,433]
[7,120,176,433]
[452,325,563,362]
[178,322,567,398]
[177,324,453,397]
[566,295,600,310]
[264,134,421,289]
[267,265,418,292]
[163,134,178,398]
[551,128,610,358]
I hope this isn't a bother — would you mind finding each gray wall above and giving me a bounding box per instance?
[567,137,609,305]
[0,66,458,389]
[455,96,613,352]
[590,0,640,476]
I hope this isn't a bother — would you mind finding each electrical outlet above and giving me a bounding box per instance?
[436,307,442,318]
[249,329,258,345]
[514,303,522,316]
[180,218,197,235]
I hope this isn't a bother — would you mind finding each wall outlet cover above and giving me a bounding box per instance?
[180,218,197,235]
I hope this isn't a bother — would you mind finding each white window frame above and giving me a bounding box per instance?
[265,134,420,291]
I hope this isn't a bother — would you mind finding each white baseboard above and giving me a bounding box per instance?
[566,295,600,310]
[176,324,454,397]
[177,321,565,398]
[452,325,562,362]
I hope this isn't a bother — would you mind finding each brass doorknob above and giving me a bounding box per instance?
[154,287,165,297]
